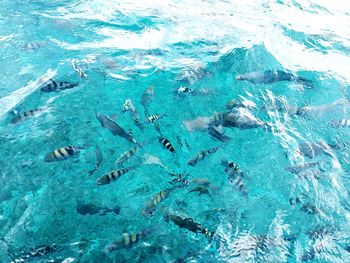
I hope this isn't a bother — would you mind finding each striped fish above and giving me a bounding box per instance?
[71,59,88,79]
[10,108,44,124]
[116,145,140,165]
[104,229,149,252]
[44,146,80,162]
[121,99,136,113]
[184,138,190,149]
[168,173,190,187]
[165,213,215,238]
[176,136,183,147]
[142,188,174,216]
[145,114,164,123]
[96,165,138,185]
[15,244,63,262]
[331,119,350,128]
[159,137,175,153]
[26,41,46,50]
[187,146,219,166]
[176,86,193,95]
[208,125,231,142]
[40,79,79,92]
[221,160,246,195]
[153,122,162,135]
[87,144,103,176]
[221,160,240,174]
[208,112,229,126]
[131,115,144,131]
[140,86,155,115]
[228,173,248,196]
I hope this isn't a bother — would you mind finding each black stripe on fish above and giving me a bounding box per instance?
[65,146,75,155]
[57,148,67,158]
[105,174,111,184]
[159,138,175,152]
[187,147,219,166]
[104,229,148,252]
[176,136,183,147]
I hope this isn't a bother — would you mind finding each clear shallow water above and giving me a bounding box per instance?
[1,0,350,262]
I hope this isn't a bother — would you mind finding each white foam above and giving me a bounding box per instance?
[39,0,350,81]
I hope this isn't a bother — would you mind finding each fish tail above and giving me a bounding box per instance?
[87,168,98,176]
[127,163,141,171]
[296,77,313,88]
[77,143,91,150]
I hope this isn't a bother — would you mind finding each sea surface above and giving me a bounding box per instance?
[1,0,350,262]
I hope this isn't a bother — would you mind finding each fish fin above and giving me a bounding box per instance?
[87,168,98,176]
[110,114,117,121]
[10,109,19,116]
[77,144,92,150]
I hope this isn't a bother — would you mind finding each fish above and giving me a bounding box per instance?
[183,116,212,131]
[330,119,350,128]
[40,79,79,92]
[299,141,332,159]
[10,108,44,124]
[44,146,81,162]
[121,99,143,130]
[25,41,46,50]
[208,125,231,142]
[208,112,229,126]
[189,186,210,195]
[131,115,144,131]
[184,138,190,149]
[221,160,240,174]
[116,145,140,165]
[142,153,172,172]
[225,99,245,110]
[76,202,120,215]
[153,122,162,135]
[228,173,248,196]
[168,173,190,187]
[95,112,137,144]
[176,136,183,147]
[87,144,103,176]
[223,108,263,129]
[71,59,88,79]
[289,196,302,205]
[140,85,155,115]
[221,160,247,195]
[286,162,318,174]
[187,146,219,166]
[159,137,175,153]
[15,244,63,262]
[142,188,174,216]
[174,86,194,99]
[145,114,164,123]
[300,203,319,215]
[236,70,313,87]
[104,229,149,253]
[121,99,137,113]
[96,165,138,185]
[165,213,215,238]
[176,86,194,95]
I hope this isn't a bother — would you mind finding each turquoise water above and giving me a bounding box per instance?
[1,0,350,262]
